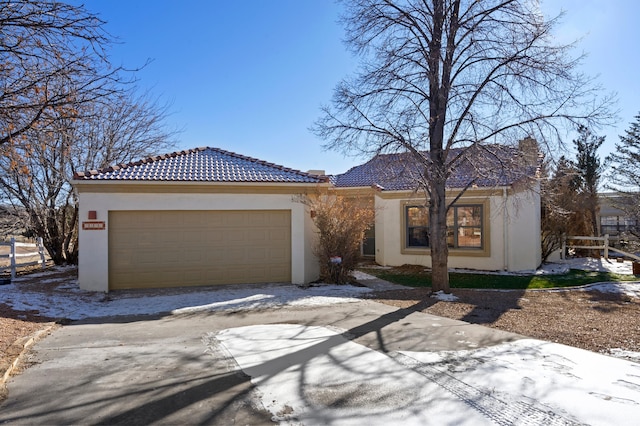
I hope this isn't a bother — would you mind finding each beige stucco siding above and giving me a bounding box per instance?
[76,185,319,292]
[505,184,542,271]
[374,186,541,272]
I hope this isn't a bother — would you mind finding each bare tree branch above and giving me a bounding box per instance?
[313,0,615,291]
[0,1,131,147]
[0,89,178,264]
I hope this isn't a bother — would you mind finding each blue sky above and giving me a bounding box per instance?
[88,1,640,175]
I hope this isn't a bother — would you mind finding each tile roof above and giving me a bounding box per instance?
[73,147,328,184]
[331,144,540,191]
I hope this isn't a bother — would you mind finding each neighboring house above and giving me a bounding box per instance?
[331,141,542,272]
[74,142,541,292]
[73,147,327,292]
[598,193,640,236]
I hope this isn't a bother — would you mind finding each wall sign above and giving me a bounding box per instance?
[82,221,106,230]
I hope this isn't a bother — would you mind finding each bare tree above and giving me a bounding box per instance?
[540,155,596,260]
[0,90,177,264]
[540,158,572,261]
[0,0,126,147]
[314,0,614,292]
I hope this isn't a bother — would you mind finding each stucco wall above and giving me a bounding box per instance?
[506,184,542,271]
[76,186,319,292]
[374,186,541,272]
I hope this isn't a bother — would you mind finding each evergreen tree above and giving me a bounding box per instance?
[573,126,604,235]
[606,113,640,238]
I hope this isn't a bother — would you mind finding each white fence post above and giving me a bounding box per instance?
[10,236,16,280]
[604,234,609,259]
[37,237,46,268]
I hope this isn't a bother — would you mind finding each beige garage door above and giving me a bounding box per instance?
[108,210,291,290]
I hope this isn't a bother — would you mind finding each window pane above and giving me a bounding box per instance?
[408,227,429,247]
[446,228,455,247]
[407,206,428,227]
[457,227,482,248]
[446,209,455,227]
[456,206,482,227]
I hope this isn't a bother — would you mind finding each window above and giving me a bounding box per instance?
[600,216,639,235]
[406,206,429,247]
[600,216,619,235]
[404,204,483,249]
[447,205,483,248]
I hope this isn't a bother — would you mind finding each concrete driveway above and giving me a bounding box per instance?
[0,300,524,425]
[2,295,640,425]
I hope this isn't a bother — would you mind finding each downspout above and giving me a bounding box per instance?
[503,187,509,271]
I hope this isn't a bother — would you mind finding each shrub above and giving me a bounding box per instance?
[304,193,374,284]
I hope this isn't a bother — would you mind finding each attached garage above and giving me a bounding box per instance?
[108,210,291,290]
[73,147,326,292]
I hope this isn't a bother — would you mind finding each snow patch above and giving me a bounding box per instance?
[450,257,637,276]
[399,339,640,425]
[1,273,371,320]
[609,348,640,362]
[350,270,378,280]
[432,290,459,302]
[214,325,640,425]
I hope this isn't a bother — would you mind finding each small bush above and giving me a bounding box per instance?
[304,193,374,284]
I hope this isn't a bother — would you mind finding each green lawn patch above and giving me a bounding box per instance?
[359,267,637,290]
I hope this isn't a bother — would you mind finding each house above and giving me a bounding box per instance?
[598,193,640,237]
[73,147,328,292]
[74,142,541,292]
[331,141,542,272]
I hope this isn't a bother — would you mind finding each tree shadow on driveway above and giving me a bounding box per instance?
[0,298,521,425]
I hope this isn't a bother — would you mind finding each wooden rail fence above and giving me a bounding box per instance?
[0,237,47,280]
[562,234,640,263]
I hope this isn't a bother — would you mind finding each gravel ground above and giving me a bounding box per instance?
[366,286,640,357]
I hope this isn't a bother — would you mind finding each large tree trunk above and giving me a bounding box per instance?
[427,0,452,293]
[429,187,450,292]
[428,147,451,293]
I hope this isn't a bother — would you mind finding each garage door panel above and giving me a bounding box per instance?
[249,229,268,242]
[225,213,248,227]
[248,247,268,262]
[270,212,289,226]
[205,248,226,261]
[182,229,205,242]
[269,247,289,261]
[268,229,288,241]
[109,210,291,290]
[269,265,289,277]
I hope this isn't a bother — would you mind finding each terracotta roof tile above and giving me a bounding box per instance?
[73,147,327,184]
[331,145,540,190]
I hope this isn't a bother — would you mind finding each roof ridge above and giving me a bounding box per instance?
[206,146,329,182]
[73,146,329,183]
[73,147,206,179]
[331,142,539,190]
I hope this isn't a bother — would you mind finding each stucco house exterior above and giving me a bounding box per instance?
[331,142,542,272]
[73,142,541,292]
[73,147,327,292]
